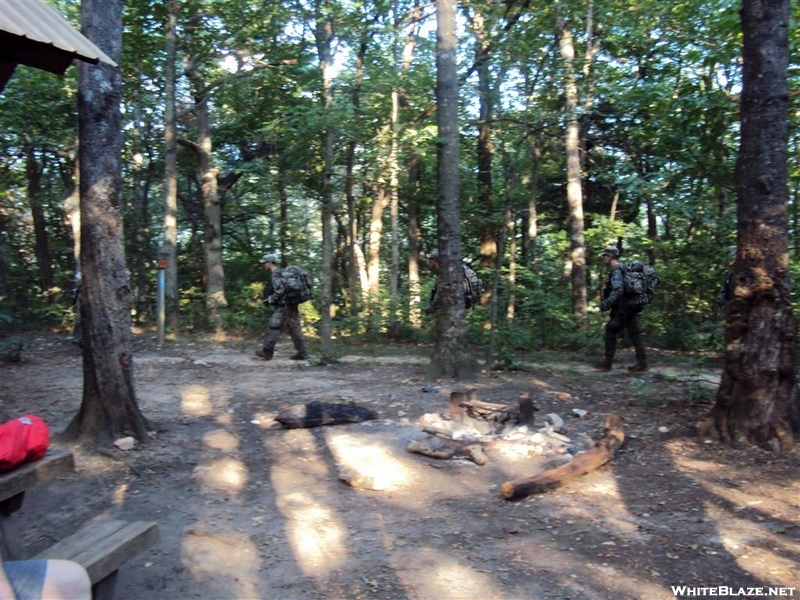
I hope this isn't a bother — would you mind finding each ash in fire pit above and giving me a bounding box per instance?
[407,389,589,465]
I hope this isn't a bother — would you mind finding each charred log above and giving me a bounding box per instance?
[276,401,378,429]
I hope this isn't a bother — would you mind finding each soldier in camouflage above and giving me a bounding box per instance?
[593,246,648,372]
[256,253,308,361]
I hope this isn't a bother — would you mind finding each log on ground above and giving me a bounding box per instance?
[276,401,378,429]
[501,414,624,500]
[407,437,488,465]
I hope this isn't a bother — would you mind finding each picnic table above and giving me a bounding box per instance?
[0,447,76,516]
[0,445,158,598]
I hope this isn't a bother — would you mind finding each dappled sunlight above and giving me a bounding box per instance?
[518,546,675,600]
[559,566,676,600]
[528,376,553,389]
[325,431,413,491]
[250,410,278,428]
[703,503,799,588]
[202,428,239,452]
[181,526,261,599]
[270,456,349,576]
[181,384,212,417]
[112,482,129,505]
[667,450,720,472]
[533,474,652,544]
[668,443,800,588]
[274,488,348,575]
[392,547,502,598]
[194,457,248,494]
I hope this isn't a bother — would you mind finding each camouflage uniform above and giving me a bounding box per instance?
[596,248,647,372]
[260,265,307,360]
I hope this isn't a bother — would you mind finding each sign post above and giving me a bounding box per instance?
[157,249,169,346]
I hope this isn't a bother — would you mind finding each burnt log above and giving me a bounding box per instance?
[501,414,624,500]
[407,437,488,465]
[449,389,537,427]
[276,401,378,429]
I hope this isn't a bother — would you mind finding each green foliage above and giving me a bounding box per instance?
[0,0,797,362]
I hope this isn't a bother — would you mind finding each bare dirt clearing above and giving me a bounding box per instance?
[1,333,798,600]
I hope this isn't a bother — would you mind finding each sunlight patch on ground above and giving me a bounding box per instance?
[325,431,413,491]
[112,482,129,506]
[194,457,248,494]
[534,478,653,544]
[514,537,675,598]
[270,460,349,577]
[703,503,799,588]
[181,384,212,416]
[277,490,348,575]
[181,528,260,599]
[202,428,239,452]
[392,547,503,599]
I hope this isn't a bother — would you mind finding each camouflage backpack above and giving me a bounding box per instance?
[280,266,314,304]
[463,265,484,309]
[622,260,660,307]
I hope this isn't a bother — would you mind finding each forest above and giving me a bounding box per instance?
[0,0,799,359]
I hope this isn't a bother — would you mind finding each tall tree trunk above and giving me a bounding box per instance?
[388,90,400,334]
[315,0,335,357]
[431,0,476,379]
[472,10,496,274]
[704,0,794,451]
[277,162,289,261]
[400,3,423,329]
[163,0,180,335]
[64,0,150,446]
[64,152,80,275]
[407,190,422,328]
[25,143,53,294]
[557,11,587,330]
[523,132,541,268]
[129,93,151,324]
[194,89,228,328]
[345,36,368,315]
[367,183,388,299]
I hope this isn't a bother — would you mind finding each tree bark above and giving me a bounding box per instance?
[163,0,180,335]
[705,0,794,452]
[471,9,496,275]
[557,7,588,331]
[63,0,150,446]
[431,0,477,379]
[25,143,53,294]
[315,0,335,358]
[193,82,228,328]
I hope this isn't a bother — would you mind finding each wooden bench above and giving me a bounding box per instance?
[35,519,159,600]
[0,447,75,516]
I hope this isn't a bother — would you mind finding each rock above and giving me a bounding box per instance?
[546,413,565,431]
[572,408,588,418]
[114,436,136,451]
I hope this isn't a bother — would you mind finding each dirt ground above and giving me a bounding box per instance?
[1,332,798,600]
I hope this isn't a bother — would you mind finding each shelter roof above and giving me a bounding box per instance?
[0,0,117,92]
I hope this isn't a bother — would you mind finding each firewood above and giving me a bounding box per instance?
[500,414,625,500]
[407,437,488,465]
[518,393,535,426]
[448,389,477,422]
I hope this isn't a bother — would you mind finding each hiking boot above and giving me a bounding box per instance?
[255,349,273,360]
[593,356,613,371]
[290,352,308,360]
[628,362,649,372]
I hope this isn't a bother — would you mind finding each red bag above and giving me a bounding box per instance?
[0,415,50,472]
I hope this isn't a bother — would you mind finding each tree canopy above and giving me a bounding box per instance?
[0,0,798,394]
